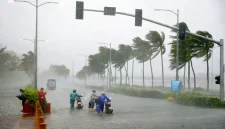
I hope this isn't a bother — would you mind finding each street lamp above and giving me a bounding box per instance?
[77,53,87,86]
[98,42,112,89]
[10,0,59,89]
[154,9,179,81]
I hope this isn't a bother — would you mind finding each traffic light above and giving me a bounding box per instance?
[76,1,84,20]
[135,9,142,26]
[215,75,220,84]
[178,22,187,40]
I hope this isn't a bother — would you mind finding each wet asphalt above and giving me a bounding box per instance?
[44,84,225,129]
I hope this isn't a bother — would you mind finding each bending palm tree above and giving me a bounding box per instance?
[146,31,166,87]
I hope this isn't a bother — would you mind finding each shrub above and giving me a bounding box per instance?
[23,84,38,107]
[165,92,176,98]
[192,87,205,92]
[85,85,225,108]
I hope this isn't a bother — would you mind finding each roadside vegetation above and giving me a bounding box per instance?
[85,85,225,108]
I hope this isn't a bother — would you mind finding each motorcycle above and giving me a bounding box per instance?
[76,95,83,109]
[105,100,113,114]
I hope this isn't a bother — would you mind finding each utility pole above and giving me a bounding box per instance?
[13,0,58,89]
[154,9,179,81]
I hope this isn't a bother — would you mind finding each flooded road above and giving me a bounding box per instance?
[45,85,225,129]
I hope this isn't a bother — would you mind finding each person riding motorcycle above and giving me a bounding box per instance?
[70,89,82,109]
[88,90,98,110]
[97,91,111,114]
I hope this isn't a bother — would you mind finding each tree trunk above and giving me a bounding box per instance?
[142,61,145,87]
[188,61,191,91]
[125,62,127,84]
[160,49,164,87]
[124,63,130,85]
[183,64,186,88]
[120,68,122,86]
[149,59,154,87]
[115,67,116,85]
[101,74,104,85]
[191,60,196,89]
[207,53,209,91]
[132,58,134,86]
[124,61,130,85]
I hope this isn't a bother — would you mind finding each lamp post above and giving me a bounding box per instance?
[98,42,112,89]
[11,0,59,89]
[77,53,87,86]
[154,9,179,81]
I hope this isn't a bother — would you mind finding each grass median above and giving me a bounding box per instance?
[85,85,225,109]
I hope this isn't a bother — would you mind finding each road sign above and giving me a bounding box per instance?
[135,9,142,26]
[76,1,84,19]
[104,7,116,15]
[171,80,181,92]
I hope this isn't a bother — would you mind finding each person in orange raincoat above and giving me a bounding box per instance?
[38,88,47,112]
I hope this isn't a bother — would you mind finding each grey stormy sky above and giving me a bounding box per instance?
[0,0,225,77]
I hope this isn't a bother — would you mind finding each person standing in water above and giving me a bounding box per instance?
[70,89,82,109]
[38,88,47,113]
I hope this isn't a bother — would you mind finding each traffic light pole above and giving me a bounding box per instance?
[78,5,224,101]
[220,39,224,101]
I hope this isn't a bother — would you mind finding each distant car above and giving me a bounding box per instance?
[46,79,56,90]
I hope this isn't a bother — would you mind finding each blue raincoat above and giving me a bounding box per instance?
[97,94,111,113]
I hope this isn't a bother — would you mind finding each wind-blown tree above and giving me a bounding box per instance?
[146,31,166,87]
[111,49,126,86]
[0,46,20,79]
[191,31,214,91]
[76,66,86,80]
[98,46,113,84]
[20,51,34,82]
[49,65,70,78]
[131,48,136,86]
[111,49,118,84]
[169,23,198,90]
[117,44,133,85]
[76,66,90,80]
[88,53,105,79]
[133,37,151,87]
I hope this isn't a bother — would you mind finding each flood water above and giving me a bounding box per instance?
[44,85,225,129]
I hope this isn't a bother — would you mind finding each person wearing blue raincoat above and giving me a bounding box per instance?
[97,91,111,114]
[70,89,82,108]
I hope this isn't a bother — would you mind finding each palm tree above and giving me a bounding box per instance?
[88,54,105,78]
[131,49,137,86]
[191,31,214,91]
[111,50,125,86]
[169,23,197,90]
[117,44,133,85]
[133,37,150,87]
[146,31,166,87]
